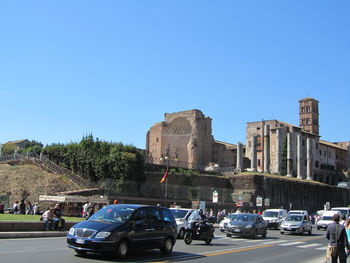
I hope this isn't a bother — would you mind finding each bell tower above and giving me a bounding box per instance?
[299,97,319,135]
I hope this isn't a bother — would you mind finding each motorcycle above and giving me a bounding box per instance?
[184,220,215,245]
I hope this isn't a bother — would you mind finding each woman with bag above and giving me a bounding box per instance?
[326,214,350,263]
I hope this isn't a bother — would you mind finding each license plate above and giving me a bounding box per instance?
[76,239,85,244]
[234,229,240,232]
[287,227,291,230]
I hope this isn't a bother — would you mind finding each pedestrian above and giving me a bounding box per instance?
[82,201,89,218]
[0,202,4,214]
[345,218,350,246]
[13,200,19,214]
[326,213,350,263]
[33,202,39,215]
[53,203,65,230]
[340,215,346,226]
[40,207,55,231]
[26,201,33,215]
[19,200,26,215]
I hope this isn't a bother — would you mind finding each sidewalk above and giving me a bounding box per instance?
[0,231,67,239]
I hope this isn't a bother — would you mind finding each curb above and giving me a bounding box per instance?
[0,231,67,239]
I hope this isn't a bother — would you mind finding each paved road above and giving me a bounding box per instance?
[0,228,328,263]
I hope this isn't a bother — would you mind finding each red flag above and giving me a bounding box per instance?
[160,167,169,183]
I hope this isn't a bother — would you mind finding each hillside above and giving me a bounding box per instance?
[0,162,83,205]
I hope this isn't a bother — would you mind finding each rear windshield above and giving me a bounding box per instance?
[263,211,278,217]
[285,215,303,222]
[170,209,189,219]
[231,214,256,222]
[321,216,333,221]
[89,206,135,223]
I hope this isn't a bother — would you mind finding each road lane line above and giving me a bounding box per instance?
[244,239,274,243]
[297,243,322,248]
[204,244,274,256]
[260,240,288,245]
[315,246,327,250]
[279,241,305,246]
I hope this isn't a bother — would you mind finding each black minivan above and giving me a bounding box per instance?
[67,204,177,258]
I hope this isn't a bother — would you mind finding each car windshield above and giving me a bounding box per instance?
[289,212,302,215]
[88,206,135,223]
[228,214,238,220]
[332,209,347,217]
[170,209,189,219]
[263,211,278,217]
[285,215,303,222]
[321,216,333,221]
[231,214,256,222]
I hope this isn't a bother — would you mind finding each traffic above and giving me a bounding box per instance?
[65,204,350,261]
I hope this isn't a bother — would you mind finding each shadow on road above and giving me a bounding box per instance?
[74,249,207,262]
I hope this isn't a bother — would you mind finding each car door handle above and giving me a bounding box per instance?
[146,228,155,231]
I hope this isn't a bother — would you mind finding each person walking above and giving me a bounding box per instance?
[345,218,350,246]
[326,213,350,263]
[19,200,26,215]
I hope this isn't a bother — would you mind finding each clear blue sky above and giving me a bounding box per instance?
[1,1,349,148]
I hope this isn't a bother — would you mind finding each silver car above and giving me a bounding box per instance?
[280,214,312,235]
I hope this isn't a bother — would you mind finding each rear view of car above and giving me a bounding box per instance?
[67,204,177,258]
[226,214,267,239]
[169,208,194,239]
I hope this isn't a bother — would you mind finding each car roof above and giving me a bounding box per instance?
[106,204,166,209]
[169,208,193,211]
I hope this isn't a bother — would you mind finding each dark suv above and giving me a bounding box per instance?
[67,204,177,258]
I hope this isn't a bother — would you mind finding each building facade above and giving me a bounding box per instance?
[146,109,240,170]
[245,98,349,185]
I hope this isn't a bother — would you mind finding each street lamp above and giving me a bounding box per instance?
[160,149,178,204]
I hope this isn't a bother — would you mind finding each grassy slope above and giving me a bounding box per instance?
[0,163,83,206]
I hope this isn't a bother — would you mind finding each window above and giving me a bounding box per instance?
[315,161,319,168]
[162,209,175,223]
[302,140,305,147]
[319,150,322,155]
[149,208,163,224]
[132,208,148,225]
[316,143,318,150]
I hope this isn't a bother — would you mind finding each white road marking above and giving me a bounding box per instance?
[260,240,289,245]
[279,241,306,246]
[297,243,322,248]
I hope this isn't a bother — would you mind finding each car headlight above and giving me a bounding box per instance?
[245,224,253,229]
[95,232,111,239]
[68,228,75,235]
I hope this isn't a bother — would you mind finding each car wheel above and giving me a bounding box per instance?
[300,227,305,236]
[317,227,320,230]
[280,231,284,235]
[184,232,192,245]
[161,237,174,255]
[205,238,212,245]
[75,250,87,256]
[252,230,257,239]
[178,228,185,239]
[116,240,129,259]
[226,233,232,237]
[262,231,267,238]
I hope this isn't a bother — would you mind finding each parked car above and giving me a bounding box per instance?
[67,204,177,258]
[280,214,312,235]
[219,213,238,232]
[226,213,267,239]
[317,211,341,230]
[169,208,195,239]
[262,209,287,229]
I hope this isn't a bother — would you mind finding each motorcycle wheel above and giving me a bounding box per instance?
[205,238,212,245]
[184,233,192,245]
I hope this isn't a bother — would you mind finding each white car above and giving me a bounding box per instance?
[169,208,194,239]
[219,214,237,232]
[288,210,308,216]
[317,211,341,230]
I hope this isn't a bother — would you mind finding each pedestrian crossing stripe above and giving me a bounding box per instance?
[279,241,306,246]
[315,247,327,250]
[296,243,322,248]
